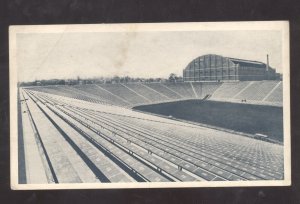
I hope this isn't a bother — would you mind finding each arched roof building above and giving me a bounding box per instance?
[183,54,277,82]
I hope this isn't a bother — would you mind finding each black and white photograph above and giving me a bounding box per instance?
[9,21,290,189]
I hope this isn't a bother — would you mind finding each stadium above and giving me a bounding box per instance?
[17,53,284,184]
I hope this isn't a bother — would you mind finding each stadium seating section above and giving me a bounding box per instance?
[29,81,283,107]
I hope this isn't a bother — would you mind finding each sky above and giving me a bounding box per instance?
[17,30,282,82]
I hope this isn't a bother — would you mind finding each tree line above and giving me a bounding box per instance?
[19,74,183,87]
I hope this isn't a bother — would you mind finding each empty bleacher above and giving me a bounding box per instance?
[28,81,283,107]
[163,83,195,98]
[97,84,149,105]
[64,86,106,102]
[30,86,103,103]
[144,83,182,100]
[264,82,283,103]
[234,81,279,101]
[30,86,81,100]
[208,81,283,106]
[211,82,251,99]
[72,85,130,106]
[80,108,283,180]
[192,82,222,98]
[124,83,169,103]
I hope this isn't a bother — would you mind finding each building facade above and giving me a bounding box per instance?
[183,54,277,82]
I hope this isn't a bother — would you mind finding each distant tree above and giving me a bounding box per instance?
[177,76,183,82]
[169,73,177,82]
[120,77,125,83]
[58,80,65,85]
[124,76,130,83]
[112,75,120,83]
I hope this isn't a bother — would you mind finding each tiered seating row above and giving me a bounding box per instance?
[264,82,283,103]
[163,83,195,98]
[29,86,102,104]
[210,81,283,105]
[144,83,182,99]
[26,90,171,182]
[91,110,283,179]
[39,93,199,181]
[41,93,234,181]
[72,85,130,106]
[211,82,251,99]
[235,81,279,101]
[192,82,222,98]
[41,90,282,179]
[124,83,168,103]
[97,84,150,105]
[26,90,284,182]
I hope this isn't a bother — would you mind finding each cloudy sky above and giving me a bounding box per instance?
[17,29,282,82]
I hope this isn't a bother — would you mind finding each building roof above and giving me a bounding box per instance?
[228,57,267,69]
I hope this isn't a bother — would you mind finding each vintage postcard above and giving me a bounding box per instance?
[10,21,290,189]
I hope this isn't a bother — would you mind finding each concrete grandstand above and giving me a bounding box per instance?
[18,80,284,184]
[29,81,283,107]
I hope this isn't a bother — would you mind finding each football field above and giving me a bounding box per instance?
[134,100,283,142]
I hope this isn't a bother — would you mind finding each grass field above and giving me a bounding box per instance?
[133,100,283,142]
